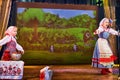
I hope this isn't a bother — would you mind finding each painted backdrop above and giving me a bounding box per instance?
[17,4,98,65]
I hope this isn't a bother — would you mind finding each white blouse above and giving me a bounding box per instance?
[97,26,118,35]
[0,35,24,52]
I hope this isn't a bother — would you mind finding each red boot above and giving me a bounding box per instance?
[105,68,112,73]
[101,68,108,75]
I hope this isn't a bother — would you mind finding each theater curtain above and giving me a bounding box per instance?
[103,0,116,54]
[0,0,12,40]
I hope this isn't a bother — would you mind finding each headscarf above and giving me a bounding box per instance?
[5,26,16,35]
[99,18,109,26]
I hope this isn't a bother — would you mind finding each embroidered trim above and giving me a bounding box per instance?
[92,55,117,63]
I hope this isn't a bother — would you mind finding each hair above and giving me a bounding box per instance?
[5,26,17,35]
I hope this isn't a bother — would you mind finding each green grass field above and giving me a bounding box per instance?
[21,50,92,65]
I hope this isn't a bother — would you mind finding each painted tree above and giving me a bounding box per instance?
[22,8,45,42]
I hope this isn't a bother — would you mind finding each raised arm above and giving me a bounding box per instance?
[109,28,119,35]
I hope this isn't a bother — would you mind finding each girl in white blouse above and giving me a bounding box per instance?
[0,26,24,60]
[92,18,118,75]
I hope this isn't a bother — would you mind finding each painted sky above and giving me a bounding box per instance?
[18,8,96,19]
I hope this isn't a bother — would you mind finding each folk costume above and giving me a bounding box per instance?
[92,18,118,74]
[0,26,24,60]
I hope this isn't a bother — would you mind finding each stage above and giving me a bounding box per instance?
[23,65,118,80]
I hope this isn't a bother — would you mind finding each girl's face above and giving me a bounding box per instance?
[11,28,17,36]
[103,19,109,28]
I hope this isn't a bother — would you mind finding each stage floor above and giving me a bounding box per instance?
[23,65,119,80]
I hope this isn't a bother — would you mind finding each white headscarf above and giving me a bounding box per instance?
[5,26,16,35]
[99,18,109,26]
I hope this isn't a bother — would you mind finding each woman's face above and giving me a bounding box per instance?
[11,28,17,36]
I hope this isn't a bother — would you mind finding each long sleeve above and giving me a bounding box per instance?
[0,35,11,46]
[16,43,24,53]
[109,28,118,35]
[94,27,104,34]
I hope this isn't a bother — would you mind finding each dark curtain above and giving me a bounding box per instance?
[33,0,98,5]
[116,7,120,62]
[116,7,120,27]
[18,0,88,4]
[97,7,104,24]
[116,6,120,65]
[8,0,17,26]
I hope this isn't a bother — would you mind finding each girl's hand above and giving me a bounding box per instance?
[17,50,24,54]
[93,30,99,35]
[21,51,24,54]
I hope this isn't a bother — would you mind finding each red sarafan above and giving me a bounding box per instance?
[2,50,11,61]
